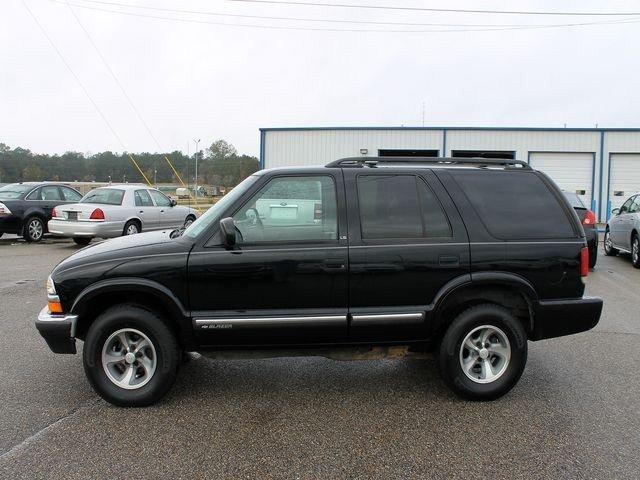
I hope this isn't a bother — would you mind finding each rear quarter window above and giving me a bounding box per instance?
[450,170,575,239]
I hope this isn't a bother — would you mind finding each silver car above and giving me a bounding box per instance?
[604,192,640,267]
[48,184,197,246]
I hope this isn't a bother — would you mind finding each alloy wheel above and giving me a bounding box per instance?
[459,325,511,384]
[28,219,43,241]
[101,328,157,390]
[126,224,139,235]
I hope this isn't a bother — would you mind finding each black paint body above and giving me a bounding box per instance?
[39,163,602,354]
[0,182,82,236]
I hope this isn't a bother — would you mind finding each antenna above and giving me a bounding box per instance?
[421,101,425,127]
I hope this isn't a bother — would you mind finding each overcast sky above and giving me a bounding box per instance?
[1,0,639,157]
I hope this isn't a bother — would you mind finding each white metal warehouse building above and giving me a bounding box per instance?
[259,126,640,222]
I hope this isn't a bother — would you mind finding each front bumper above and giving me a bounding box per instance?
[48,219,124,238]
[531,296,603,341]
[35,306,78,354]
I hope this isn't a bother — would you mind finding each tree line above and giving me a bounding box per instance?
[0,140,259,189]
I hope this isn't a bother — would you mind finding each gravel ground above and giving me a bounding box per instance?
[0,234,638,479]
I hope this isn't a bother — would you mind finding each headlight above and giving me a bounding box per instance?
[46,275,57,296]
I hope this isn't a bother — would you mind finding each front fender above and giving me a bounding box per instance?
[70,277,193,345]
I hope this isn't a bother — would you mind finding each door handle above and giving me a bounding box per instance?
[439,255,460,267]
[139,210,144,214]
[160,210,165,213]
[323,259,346,270]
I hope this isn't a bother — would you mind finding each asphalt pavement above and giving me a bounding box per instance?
[0,234,638,479]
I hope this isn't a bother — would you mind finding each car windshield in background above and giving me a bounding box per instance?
[183,174,260,239]
[81,188,125,205]
[563,191,586,209]
[0,184,33,199]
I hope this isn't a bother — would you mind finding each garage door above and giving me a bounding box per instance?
[608,154,640,216]
[529,152,594,210]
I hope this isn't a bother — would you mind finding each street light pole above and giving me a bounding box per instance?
[194,138,201,197]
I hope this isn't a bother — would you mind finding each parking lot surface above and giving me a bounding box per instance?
[0,234,638,479]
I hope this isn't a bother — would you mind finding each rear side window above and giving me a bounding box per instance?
[60,186,82,202]
[134,189,154,207]
[357,174,451,239]
[451,171,574,239]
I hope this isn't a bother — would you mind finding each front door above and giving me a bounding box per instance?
[344,169,470,342]
[611,195,636,249]
[188,172,349,346]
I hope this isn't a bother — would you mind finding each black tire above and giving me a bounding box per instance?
[23,216,45,243]
[73,237,92,246]
[83,304,180,407]
[589,245,597,268]
[122,220,140,236]
[184,215,196,228]
[437,304,528,401]
[603,229,618,256]
[632,234,640,269]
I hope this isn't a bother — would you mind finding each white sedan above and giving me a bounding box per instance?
[48,184,198,245]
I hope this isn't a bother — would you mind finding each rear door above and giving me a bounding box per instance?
[345,169,470,342]
[133,189,159,230]
[26,185,63,219]
[611,195,635,249]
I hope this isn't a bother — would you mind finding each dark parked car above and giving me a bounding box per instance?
[0,182,83,242]
[563,191,598,268]
[36,157,602,406]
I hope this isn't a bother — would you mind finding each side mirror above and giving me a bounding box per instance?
[170,199,177,207]
[612,208,620,215]
[219,217,237,248]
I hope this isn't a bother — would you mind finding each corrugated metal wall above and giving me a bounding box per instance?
[262,127,640,221]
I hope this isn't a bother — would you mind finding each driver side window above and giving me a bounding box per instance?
[621,197,634,214]
[232,176,337,244]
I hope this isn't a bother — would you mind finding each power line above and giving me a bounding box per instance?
[64,0,187,185]
[68,0,628,28]
[225,0,640,17]
[49,0,640,33]
[22,0,152,185]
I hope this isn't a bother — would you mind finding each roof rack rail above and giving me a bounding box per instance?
[325,156,531,170]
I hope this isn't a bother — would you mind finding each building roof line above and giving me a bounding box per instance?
[260,126,640,133]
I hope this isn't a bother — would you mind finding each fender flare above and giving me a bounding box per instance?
[430,271,539,333]
[70,277,192,343]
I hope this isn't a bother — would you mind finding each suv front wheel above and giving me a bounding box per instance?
[83,304,180,407]
[438,304,527,401]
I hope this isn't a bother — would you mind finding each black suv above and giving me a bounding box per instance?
[0,182,83,242]
[36,157,602,406]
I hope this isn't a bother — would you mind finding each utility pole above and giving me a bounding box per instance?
[194,139,201,197]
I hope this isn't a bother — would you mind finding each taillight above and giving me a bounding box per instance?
[90,208,105,220]
[0,202,11,217]
[582,210,596,226]
[51,207,59,218]
[314,202,322,220]
[580,246,589,278]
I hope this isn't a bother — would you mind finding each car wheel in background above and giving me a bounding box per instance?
[123,220,140,236]
[23,216,44,243]
[603,229,618,256]
[73,237,92,246]
[83,304,180,407]
[184,215,196,228]
[438,304,527,401]
[632,235,640,269]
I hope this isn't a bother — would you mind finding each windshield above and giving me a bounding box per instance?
[0,184,33,199]
[81,188,125,205]
[184,174,260,239]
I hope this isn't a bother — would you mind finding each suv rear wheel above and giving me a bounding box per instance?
[438,304,527,401]
[83,304,180,407]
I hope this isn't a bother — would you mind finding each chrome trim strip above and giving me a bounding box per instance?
[351,312,424,325]
[37,306,79,337]
[194,315,347,328]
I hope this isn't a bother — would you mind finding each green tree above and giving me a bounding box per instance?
[22,164,44,181]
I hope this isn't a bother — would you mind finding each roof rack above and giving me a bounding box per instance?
[325,156,531,170]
